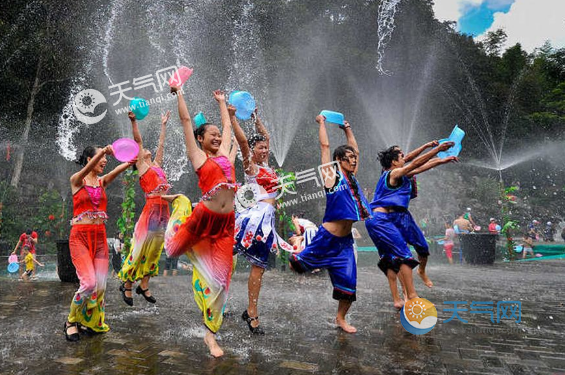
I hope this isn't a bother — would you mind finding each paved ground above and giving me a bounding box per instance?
[1,255,564,375]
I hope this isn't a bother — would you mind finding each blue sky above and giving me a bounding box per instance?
[432,0,565,53]
[458,1,514,36]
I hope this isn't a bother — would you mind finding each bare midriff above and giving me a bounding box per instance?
[201,187,235,214]
[262,197,276,206]
[373,206,401,214]
[322,219,355,237]
[71,216,107,226]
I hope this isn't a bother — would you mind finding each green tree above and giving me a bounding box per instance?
[481,29,507,56]
[116,170,138,257]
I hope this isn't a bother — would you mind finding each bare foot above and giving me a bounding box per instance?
[336,318,357,333]
[204,331,224,358]
[393,299,405,310]
[417,269,433,288]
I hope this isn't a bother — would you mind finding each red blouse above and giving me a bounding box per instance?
[72,179,108,222]
[196,155,238,201]
[140,166,171,195]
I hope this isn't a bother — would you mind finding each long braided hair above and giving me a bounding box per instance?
[333,145,369,219]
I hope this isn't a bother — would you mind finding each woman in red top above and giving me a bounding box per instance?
[118,111,179,306]
[64,145,135,342]
[12,230,38,256]
[165,86,235,357]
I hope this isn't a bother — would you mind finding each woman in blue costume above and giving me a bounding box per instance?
[289,114,371,333]
[365,143,457,309]
[229,105,293,335]
[391,141,439,287]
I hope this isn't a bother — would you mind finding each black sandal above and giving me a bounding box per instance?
[136,285,156,303]
[64,322,80,342]
[79,325,103,336]
[242,310,265,335]
[120,283,134,306]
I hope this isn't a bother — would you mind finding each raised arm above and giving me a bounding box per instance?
[127,112,147,173]
[228,105,254,175]
[317,115,334,189]
[229,136,239,165]
[102,160,136,187]
[390,142,454,185]
[404,140,438,162]
[214,90,232,157]
[70,146,113,192]
[154,111,170,166]
[171,86,206,169]
[407,156,458,177]
[252,109,270,147]
[341,120,359,175]
[129,112,143,148]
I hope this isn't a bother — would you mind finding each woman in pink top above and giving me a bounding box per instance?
[118,111,179,306]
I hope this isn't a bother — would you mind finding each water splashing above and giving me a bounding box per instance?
[376,0,402,75]
[465,140,564,171]
[404,43,438,150]
[101,0,127,86]
[227,0,265,92]
[56,81,85,161]
[497,68,528,163]
[438,29,536,173]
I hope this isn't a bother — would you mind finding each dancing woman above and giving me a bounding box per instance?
[118,111,178,305]
[392,140,439,287]
[65,146,135,341]
[365,143,456,309]
[165,86,236,357]
[289,115,371,333]
[229,105,293,335]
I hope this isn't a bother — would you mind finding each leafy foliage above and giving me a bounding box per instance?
[116,169,138,257]
[30,190,70,252]
[275,169,296,268]
[0,182,23,245]
[500,185,520,260]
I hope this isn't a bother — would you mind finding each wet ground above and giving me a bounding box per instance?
[1,256,564,375]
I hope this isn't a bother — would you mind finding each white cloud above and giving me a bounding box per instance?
[485,0,514,10]
[478,0,565,52]
[433,0,483,23]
